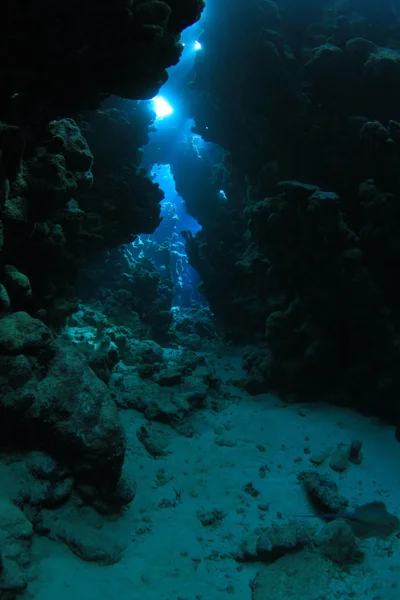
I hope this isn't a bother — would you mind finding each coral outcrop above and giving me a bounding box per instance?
[181,0,400,414]
[0,312,126,494]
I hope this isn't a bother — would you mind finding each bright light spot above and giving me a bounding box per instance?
[194,40,202,51]
[152,96,173,119]
[218,190,227,201]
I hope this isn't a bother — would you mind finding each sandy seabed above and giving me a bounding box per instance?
[17,351,400,600]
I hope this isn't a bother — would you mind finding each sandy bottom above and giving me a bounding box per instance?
[22,351,400,600]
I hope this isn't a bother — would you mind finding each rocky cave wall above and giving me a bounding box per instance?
[0,0,205,494]
[185,0,400,413]
[1,1,204,327]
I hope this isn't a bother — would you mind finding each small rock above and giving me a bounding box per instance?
[136,425,169,458]
[59,524,125,565]
[152,368,182,386]
[235,522,311,563]
[314,520,364,564]
[256,522,311,562]
[310,451,329,466]
[197,509,226,527]
[349,440,363,465]
[298,471,349,513]
[329,445,350,473]
[243,482,260,497]
[108,474,137,509]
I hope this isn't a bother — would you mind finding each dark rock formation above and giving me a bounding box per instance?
[0,312,126,494]
[78,99,164,247]
[0,0,205,326]
[181,0,400,414]
[1,0,205,124]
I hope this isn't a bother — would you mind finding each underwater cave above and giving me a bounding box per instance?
[2,0,400,598]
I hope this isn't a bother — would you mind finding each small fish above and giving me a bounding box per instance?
[295,501,400,539]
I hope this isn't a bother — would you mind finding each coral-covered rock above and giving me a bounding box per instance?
[179,0,400,417]
[298,471,349,514]
[0,499,34,598]
[0,118,94,325]
[0,311,55,357]
[314,520,363,565]
[3,265,32,309]
[40,508,126,563]
[0,312,126,494]
[78,101,163,245]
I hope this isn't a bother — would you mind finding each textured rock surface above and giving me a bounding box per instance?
[0,312,126,493]
[252,550,342,600]
[175,0,400,414]
[0,499,34,598]
[0,1,204,328]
